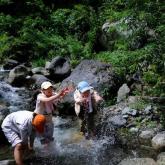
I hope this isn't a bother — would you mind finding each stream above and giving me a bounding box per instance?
[0,68,158,165]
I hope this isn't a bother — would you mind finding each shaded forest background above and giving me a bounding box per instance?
[0,0,164,97]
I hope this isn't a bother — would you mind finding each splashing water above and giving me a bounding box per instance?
[30,116,119,165]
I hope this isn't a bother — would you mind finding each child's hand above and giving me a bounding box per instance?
[59,86,74,97]
[59,89,67,97]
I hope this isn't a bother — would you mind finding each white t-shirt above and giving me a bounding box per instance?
[1,111,33,144]
[34,93,57,115]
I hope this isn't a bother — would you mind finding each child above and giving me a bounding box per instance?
[34,81,70,144]
[74,81,103,139]
[1,110,46,165]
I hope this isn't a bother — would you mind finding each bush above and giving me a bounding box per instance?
[0,34,12,62]
[50,5,97,42]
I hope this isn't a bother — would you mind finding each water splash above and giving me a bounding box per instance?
[32,116,118,165]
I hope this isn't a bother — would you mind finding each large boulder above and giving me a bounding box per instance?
[7,64,31,87]
[47,56,71,82]
[61,59,120,93]
[100,17,149,51]
[58,60,120,114]
[28,74,51,89]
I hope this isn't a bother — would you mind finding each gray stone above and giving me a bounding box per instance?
[28,74,50,89]
[157,152,165,165]
[60,59,120,104]
[109,115,127,127]
[122,107,137,116]
[8,64,30,87]
[32,67,49,76]
[144,105,152,114]
[152,132,165,150]
[129,127,139,133]
[139,130,155,140]
[117,83,130,103]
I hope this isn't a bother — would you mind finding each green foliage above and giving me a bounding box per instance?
[129,98,148,110]
[50,5,97,42]
[143,71,160,85]
[98,3,131,24]
[144,79,165,97]
[31,34,90,67]
[0,14,14,33]
[0,0,12,5]
[50,9,71,35]
[0,34,12,62]
[66,37,83,59]
[95,49,143,76]
[25,0,45,11]
[32,58,46,67]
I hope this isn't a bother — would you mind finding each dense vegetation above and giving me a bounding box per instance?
[0,0,164,97]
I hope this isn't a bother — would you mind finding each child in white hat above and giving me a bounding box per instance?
[34,81,69,144]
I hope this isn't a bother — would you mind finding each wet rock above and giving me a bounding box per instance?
[0,104,10,145]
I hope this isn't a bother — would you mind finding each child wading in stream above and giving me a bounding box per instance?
[34,81,72,144]
[74,81,103,139]
[1,111,46,165]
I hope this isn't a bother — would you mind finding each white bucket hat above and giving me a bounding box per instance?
[41,81,53,90]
